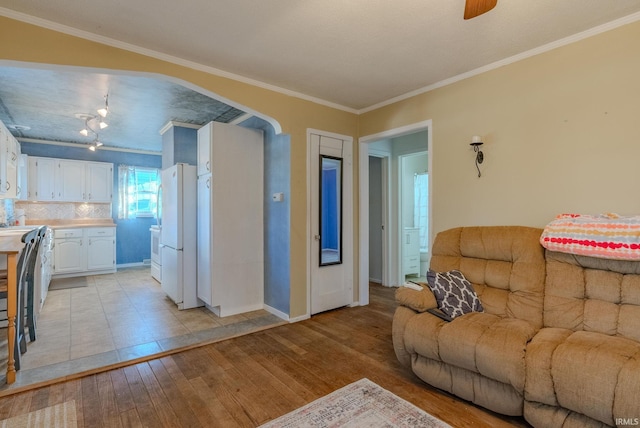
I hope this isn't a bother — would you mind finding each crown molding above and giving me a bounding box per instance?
[358,11,640,114]
[18,137,161,155]
[0,7,358,115]
[2,7,640,117]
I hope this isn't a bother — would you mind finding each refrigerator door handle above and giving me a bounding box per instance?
[156,184,162,228]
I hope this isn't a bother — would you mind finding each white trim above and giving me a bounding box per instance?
[0,7,357,115]
[359,12,640,114]
[358,120,432,292]
[288,314,311,323]
[116,262,146,269]
[263,304,290,322]
[229,113,254,125]
[2,8,638,114]
[159,121,202,135]
[17,137,161,155]
[0,59,284,136]
[306,128,355,317]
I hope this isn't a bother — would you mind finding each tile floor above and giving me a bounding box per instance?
[0,266,285,393]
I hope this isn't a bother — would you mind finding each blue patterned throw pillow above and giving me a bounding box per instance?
[426,269,483,320]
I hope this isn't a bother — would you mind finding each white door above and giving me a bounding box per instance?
[161,245,182,304]
[87,236,115,270]
[161,164,181,249]
[56,159,86,201]
[54,238,85,273]
[310,132,353,315]
[86,162,113,202]
[196,173,212,305]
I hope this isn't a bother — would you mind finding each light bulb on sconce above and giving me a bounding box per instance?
[470,135,484,177]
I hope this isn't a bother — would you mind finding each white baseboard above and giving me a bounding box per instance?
[116,262,147,269]
[263,304,290,321]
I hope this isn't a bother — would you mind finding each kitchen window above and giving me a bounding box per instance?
[118,165,160,219]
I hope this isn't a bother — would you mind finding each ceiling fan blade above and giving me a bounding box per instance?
[464,0,498,20]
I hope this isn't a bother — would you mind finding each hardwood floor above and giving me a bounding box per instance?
[0,285,530,427]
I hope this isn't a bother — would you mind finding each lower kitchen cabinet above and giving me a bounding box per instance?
[35,227,53,312]
[53,226,116,277]
[87,227,116,270]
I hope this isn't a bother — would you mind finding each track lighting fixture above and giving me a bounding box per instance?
[97,94,109,118]
[75,94,110,150]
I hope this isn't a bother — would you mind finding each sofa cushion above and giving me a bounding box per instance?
[551,331,640,426]
[437,312,537,391]
[545,250,640,342]
[395,284,437,313]
[426,269,483,319]
[524,327,573,406]
[429,226,545,328]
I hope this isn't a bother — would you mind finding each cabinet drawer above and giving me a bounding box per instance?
[405,263,419,271]
[87,227,115,237]
[54,228,83,239]
[405,255,419,264]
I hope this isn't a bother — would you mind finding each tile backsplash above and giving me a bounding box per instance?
[14,201,112,222]
[0,199,14,224]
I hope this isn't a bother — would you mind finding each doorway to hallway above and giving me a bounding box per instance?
[358,121,432,300]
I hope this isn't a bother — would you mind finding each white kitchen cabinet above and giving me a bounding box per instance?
[196,122,211,176]
[87,227,116,270]
[196,121,264,317]
[196,173,212,305]
[0,122,9,196]
[54,228,85,274]
[53,226,116,276]
[56,159,85,201]
[86,162,113,202]
[403,227,420,277]
[34,227,53,314]
[26,156,113,202]
[17,154,28,200]
[2,130,20,198]
[28,157,57,201]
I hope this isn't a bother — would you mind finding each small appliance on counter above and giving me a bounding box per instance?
[15,209,26,226]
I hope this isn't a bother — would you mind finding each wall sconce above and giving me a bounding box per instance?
[470,135,484,177]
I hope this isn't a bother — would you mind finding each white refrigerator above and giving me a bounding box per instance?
[160,163,201,309]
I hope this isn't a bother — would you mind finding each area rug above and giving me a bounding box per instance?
[48,277,88,290]
[0,400,77,428]
[260,378,451,427]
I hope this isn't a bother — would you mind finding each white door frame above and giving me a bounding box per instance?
[358,120,433,300]
[367,149,391,287]
[307,129,354,317]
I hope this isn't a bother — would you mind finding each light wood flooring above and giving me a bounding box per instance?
[0,267,285,392]
[0,284,531,427]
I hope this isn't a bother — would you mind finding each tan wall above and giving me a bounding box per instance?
[360,20,640,238]
[4,15,640,317]
[0,16,359,318]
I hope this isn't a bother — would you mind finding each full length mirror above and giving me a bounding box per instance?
[319,155,342,266]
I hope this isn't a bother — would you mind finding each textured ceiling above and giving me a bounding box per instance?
[1,1,640,152]
[0,67,246,152]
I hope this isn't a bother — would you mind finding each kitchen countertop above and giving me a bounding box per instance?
[26,219,116,228]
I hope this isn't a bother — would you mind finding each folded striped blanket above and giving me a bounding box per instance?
[540,213,640,260]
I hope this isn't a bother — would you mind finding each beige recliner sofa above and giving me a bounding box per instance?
[393,225,640,427]
[525,250,640,427]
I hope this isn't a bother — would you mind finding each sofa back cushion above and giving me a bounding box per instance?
[545,250,640,342]
[430,226,546,328]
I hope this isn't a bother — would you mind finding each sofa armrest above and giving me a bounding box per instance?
[395,284,437,312]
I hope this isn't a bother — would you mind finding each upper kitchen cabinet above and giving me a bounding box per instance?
[86,162,113,202]
[56,159,85,201]
[28,157,57,201]
[0,119,22,198]
[17,154,28,200]
[28,156,113,202]
[196,122,211,176]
